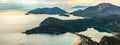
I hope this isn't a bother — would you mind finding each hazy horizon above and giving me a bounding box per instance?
[0,0,120,12]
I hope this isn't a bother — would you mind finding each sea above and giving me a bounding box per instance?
[0,10,113,45]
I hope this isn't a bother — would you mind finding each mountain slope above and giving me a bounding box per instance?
[71,3,120,18]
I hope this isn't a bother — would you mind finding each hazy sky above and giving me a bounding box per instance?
[0,0,120,10]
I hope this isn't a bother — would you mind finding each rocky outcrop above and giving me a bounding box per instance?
[97,3,110,12]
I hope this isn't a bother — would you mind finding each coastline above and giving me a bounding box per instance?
[67,32,82,45]
[73,35,82,45]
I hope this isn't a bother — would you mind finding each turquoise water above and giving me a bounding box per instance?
[94,27,110,33]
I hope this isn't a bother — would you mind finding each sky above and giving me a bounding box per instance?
[0,0,120,10]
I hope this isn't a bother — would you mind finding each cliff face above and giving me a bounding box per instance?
[97,3,111,12]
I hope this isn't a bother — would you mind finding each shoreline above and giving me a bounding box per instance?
[67,32,82,45]
[73,35,82,45]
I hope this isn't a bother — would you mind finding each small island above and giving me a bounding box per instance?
[26,7,67,15]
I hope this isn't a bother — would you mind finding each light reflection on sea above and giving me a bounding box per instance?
[0,10,81,45]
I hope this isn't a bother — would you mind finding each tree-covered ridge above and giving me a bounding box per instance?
[25,15,120,36]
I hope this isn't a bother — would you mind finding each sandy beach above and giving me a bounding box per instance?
[73,35,82,45]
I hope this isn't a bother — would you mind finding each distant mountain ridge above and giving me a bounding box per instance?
[26,7,67,15]
[72,6,87,8]
[71,3,120,18]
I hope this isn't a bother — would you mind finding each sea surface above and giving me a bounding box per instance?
[0,10,113,45]
[0,10,84,45]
